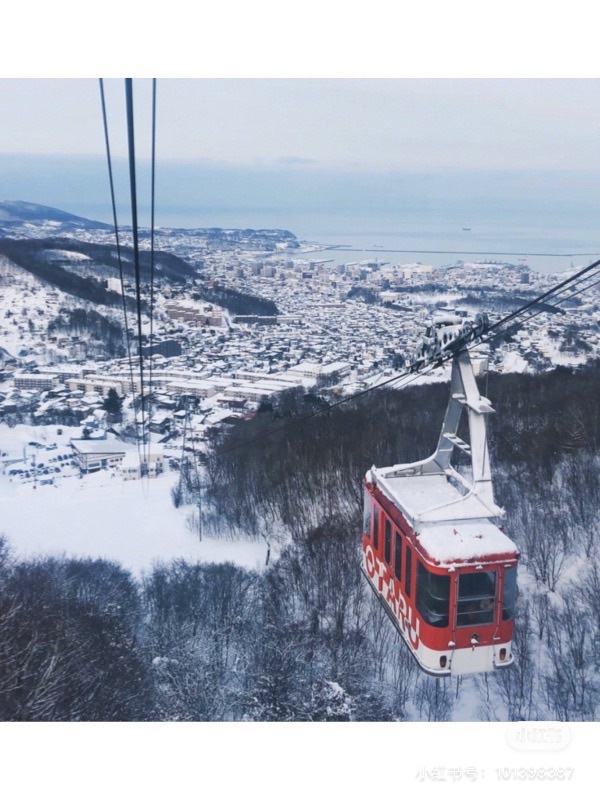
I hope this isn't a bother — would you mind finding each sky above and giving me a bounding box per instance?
[2,77,600,171]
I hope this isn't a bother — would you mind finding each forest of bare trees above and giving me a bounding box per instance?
[1,363,600,721]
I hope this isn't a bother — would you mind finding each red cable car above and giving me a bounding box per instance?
[362,315,519,676]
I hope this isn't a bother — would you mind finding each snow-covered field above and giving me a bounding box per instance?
[0,423,268,576]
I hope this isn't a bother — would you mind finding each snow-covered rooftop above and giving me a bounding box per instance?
[417,520,518,566]
[373,471,500,524]
[70,439,131,455]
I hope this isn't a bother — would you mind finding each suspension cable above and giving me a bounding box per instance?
[147,78,157,469]
[99,78,143,468]
[487,257,600,333]
[479,266,600,351]
[125,78,148,469]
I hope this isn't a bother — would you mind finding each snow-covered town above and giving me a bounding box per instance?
[2,205,598,445]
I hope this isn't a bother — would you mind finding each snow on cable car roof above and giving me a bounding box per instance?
[372,471,500,524]
[369,469,518,565]
[417,520,518,566]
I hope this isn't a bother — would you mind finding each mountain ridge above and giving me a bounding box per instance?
[0,200,112,231]
[0,200,299,245]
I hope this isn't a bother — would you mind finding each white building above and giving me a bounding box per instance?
[71,438,164,479]
[71,439,129,473]
[14,373,58,391]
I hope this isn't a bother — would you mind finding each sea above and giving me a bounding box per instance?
[291,219,600,275]
[6,153,599,276]
[152,208,600,276]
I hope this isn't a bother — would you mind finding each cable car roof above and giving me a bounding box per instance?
[417,519,518,566]
[370,470,500,524]
[368,469,518,566]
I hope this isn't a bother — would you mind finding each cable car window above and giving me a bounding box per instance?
[394,531,402,581]
[373,504,379,550]
[416,562,450,627]
[363,490,371,536]
[405,546,412,597]
[502,567,517,621]
[384,519,392,564]
[457,571,496,627]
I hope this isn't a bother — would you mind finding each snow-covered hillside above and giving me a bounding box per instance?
[0,423,267,575]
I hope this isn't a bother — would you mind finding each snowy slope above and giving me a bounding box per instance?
[0,424,268,575]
